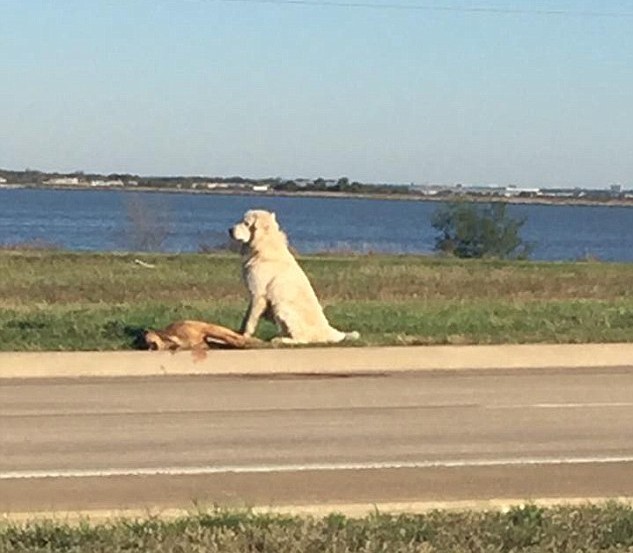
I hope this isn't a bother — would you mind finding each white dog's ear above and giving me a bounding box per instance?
[259,212,276,231]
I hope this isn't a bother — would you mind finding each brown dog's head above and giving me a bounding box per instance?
[143,330,177,351]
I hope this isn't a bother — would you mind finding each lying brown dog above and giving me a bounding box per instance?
[143,320,261,351]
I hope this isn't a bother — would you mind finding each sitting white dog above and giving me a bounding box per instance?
[229,209,360,345]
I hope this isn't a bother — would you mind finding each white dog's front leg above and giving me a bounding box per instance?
[241,296,268,337]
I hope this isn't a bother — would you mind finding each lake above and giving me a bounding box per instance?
[1,187,632,262]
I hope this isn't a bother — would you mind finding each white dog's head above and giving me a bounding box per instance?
[229,210,286,251]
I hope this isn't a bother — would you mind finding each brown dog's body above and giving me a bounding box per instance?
[144,320,260,351]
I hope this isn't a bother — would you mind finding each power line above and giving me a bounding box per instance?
[212,0,633,18]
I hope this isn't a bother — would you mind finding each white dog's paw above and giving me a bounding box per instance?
[271,336,303,346]
[345,331,360,341]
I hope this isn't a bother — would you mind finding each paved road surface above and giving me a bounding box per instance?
[2,367,633,514]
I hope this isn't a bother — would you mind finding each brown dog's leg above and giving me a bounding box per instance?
[203,323,261,349]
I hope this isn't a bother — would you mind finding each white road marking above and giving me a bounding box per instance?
[488,402,633,409]
[6,401,633,418]
[2,456,633,481]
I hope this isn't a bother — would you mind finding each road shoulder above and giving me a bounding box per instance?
[1,343,633,379]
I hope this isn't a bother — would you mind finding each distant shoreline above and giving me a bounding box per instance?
[2,183,633,208]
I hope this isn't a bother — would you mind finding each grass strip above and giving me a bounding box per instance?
[2,503,633,552]
[1,251,633,350]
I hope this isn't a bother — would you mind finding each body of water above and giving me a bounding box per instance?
[0,187,632,262]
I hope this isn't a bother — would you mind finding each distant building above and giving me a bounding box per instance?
[610,184,623,196]
[203,182,229,189]
[89,179,124,187]
[410,184,441,196]
[43,177,80,185]
[462,184,506,196]
[252,184,270,192]
[0,177,7,184]
[543,188,585,198]
[503,185,541,197]
[410,183,541,198]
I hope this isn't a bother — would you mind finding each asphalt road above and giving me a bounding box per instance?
[2,367,633,515]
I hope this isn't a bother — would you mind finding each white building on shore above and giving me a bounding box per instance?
[43,177,81,186]
[89,179,124,187]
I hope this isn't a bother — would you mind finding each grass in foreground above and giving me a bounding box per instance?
[3,504,633,552]
[1,250,633,350]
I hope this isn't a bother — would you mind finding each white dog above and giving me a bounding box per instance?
[229,209,360,345]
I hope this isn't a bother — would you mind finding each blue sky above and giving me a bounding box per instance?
[1,0,631,187]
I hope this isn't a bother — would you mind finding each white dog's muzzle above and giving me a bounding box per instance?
[229,222,252,243]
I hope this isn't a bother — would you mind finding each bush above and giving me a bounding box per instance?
[432,201,532,259]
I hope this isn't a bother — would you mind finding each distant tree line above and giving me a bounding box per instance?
[1,168,629,205]
[273,177,410,195]
[0,168,412,196]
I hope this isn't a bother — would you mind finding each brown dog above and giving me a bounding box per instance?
[143,320,260,351]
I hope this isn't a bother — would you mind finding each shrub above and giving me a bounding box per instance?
[119,194,171,252]
[432,201,532,259]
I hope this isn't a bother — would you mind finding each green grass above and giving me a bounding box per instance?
[1,250,633,350]
[3,504,633,552]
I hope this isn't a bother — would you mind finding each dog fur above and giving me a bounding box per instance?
[229,209,360,345]
[144,320,260,351]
